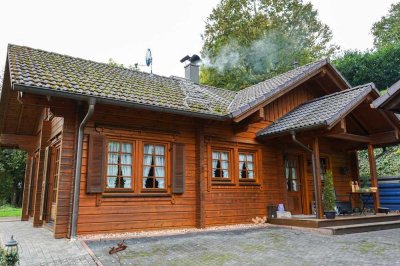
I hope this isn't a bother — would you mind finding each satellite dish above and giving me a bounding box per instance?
[145,49,153,74]
[146,49,152,66]
[135,48,153,74]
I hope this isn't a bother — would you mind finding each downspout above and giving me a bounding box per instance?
[290,131,320,219]
[71,98,96,238]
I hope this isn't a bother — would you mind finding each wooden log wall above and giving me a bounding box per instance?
[16,79,360,237]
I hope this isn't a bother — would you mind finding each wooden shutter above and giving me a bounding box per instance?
[40,146,51,220]
[172,142,185,194]
[87,133,105,193]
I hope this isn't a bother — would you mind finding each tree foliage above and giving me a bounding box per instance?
[358,146,400,178]
[333,43,400,90]
[200,0,337,90]
[0,149,26,206]
[372,3,400,48]
[108,58,140,71]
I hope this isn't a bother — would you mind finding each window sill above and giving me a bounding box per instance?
[211,182,235,186]
[239,182,261,187]
[102,193,171,198]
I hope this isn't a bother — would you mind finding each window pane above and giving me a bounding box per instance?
[221,161,229,169]
[212,170,217,178]
[121,143,132,153]
[107,177,117,188]
[155,167,165,177]
[121,154,132,165]
[223,170,229,178]
[292,168,297,180]
[246,154,253,162]
[239,161,245,170]
[108,142,119,152]
[292,180,297,191]
[144,144,154,154]
[155,145,165,155]
[248,171,254,178]
[212,152,219,160]
[108,153,118,164]
[107,165,118,176]
[155,156,165,166]
[240,169,247,179]
[144,155,153,165]
[157,178,165,188]
[212,160,219,168]
[143,177,158,188]
[247,162,254,170]
[121,177,132,188]
[239,154,246,161]
[221,152,228,160]
[121,166,131,177]
[143,166,152,177]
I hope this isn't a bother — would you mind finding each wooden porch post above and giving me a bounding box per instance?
[367,144,380,212]
[313,137,324,219]
[195,123,205,228]
[21,153,33,221]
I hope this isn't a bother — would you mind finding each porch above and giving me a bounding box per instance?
[268,213,400,235]
[257,84,400,220]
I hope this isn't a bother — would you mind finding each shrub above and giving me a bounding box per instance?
[323,170,335,211]
[0,246,19,266]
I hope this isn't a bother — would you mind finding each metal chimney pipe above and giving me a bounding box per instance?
[181,54,201,84]
[184,63,199,84]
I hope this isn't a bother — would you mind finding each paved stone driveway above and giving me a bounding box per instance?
[87,227,400,266]
[0,220,97,266]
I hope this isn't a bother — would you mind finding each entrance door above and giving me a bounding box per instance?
[285,155,302,214]
[48,144,61,222]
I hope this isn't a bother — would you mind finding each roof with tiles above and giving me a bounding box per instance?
[7,44,344,119]
[371,79,400,110]
[257,83,377,137]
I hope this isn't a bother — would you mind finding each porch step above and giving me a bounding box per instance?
[324,220,400,235]
[267,214,400,228]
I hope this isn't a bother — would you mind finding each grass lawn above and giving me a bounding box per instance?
[0,205,22,217]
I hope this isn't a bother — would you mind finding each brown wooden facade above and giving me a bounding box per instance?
[2,63,400,238]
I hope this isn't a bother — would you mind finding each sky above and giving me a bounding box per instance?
[0,0,398,77]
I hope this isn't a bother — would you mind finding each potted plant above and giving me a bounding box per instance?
[323,170,336,219]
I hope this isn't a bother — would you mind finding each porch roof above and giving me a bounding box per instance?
[371,79,400,113]
[257,84,377,137]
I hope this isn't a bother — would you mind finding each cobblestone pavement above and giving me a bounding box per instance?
[86,227,400,266]
[0,220,97,266]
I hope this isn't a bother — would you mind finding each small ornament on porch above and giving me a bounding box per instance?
[252,216,267,224]
[109,240,127,255]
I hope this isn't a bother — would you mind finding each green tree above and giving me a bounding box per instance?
[108,58,140,71]
[0,149,26,206]
[200,0,337,90]
[372,3,400,48]
[333,43,400,90]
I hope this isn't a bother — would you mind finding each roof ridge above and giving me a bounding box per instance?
[238,58,329,94]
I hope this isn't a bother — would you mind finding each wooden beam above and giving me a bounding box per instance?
[327,119,346,134]
[16,105,24,134]
[367,144,380,213]
[195,123,205,228]
[0,134,36,152]
[349,113,370,135]
[325,133,371,143]
[370,130,400,145]
[17,93,49,107]
[313,137,324,219]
